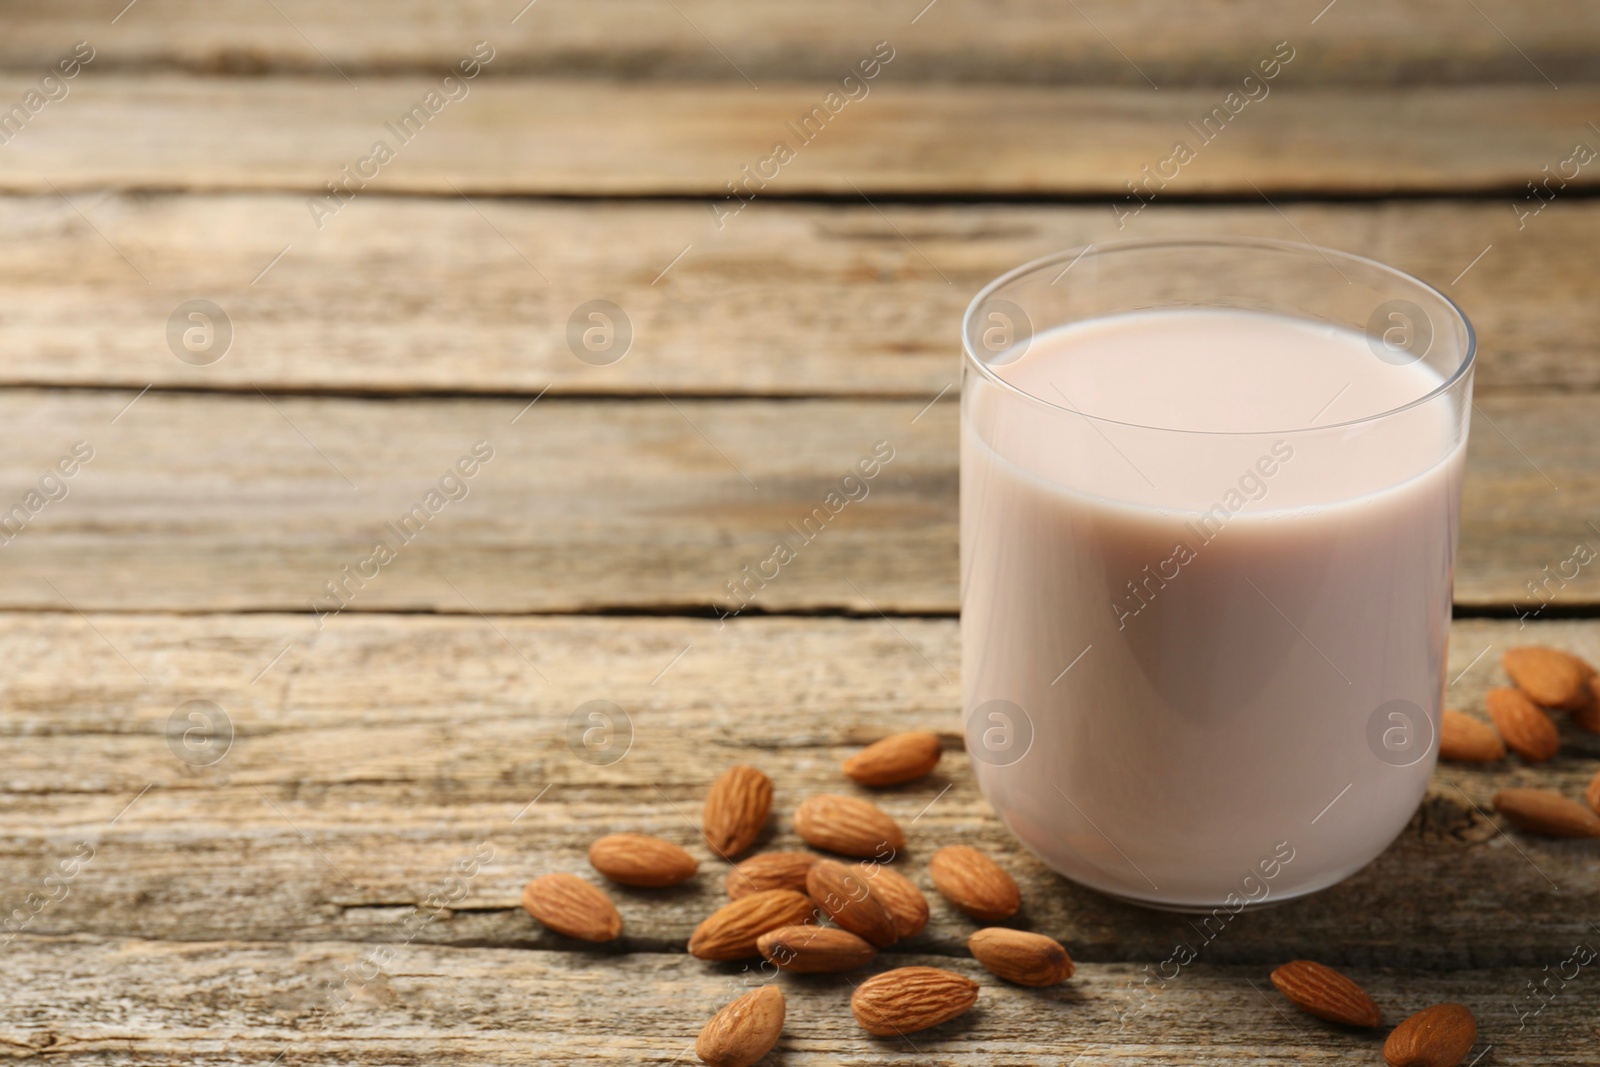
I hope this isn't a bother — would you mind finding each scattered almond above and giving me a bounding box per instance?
[1573,675,1600,733]
[968,928,1074,987]
[843,731,943,787]
[695,984,784,1067]
[1485,687,1559,762]
[850,966,980,1036]
[726,851,818,900]
[792,794,906,858]
[1269,959,1382,1028]
[1383,1003,1477,1067]
[929,845,1021,921]
[688,889,817,961]
[703,766,774,860]
[757,924,877,974]
[1492,787,1600,838]
[1437,710,1504,763]
[854,861,929,939]
[806,859,898,948]
[1588,768,1600,815]
[1503,646,1592,710]
[587,833,698,888]
[520,873,622,942]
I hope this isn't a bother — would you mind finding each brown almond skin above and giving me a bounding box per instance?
[520,873,622,942]
[688,889,817,961]
[1493,787,1600,838]
[1504,646,1592,710]
[850,966,980,1036]
[695,984,784,1067]
[1383,1003,1476,1067]
[928,845,1021,921]
[792,794,906,858]
[1588,768,1600,815]
[588,833,698,888]
[757,924,876,973]
[854,861,929,939]
[806,860,898,948]
[1269,959,1382,1028]
[843,731,943,787]
[726,851,818,900]
[968,928,1074,987]
[1485,687,1560,762]
[1574,675,1600,733]
[702,766,773,860]
[1437,710,1505,763]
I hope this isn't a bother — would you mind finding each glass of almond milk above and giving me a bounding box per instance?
[960,238,1473,910]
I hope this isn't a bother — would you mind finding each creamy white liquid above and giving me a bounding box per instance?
[961,309,1466,908]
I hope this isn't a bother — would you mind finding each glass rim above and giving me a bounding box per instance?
[960,236,1477,438]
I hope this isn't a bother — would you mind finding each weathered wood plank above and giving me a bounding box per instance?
[4,939,1585,1065]
[0,390,1594,611]
[3,195,1598,396]
[4,0,1597,86]
[1,78,1597,196]
[2,614,1596,969]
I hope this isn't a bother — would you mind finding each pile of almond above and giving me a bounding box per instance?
[520,730,1075,1065]
[1442,645,1600,837]
[516,643,1597,1066]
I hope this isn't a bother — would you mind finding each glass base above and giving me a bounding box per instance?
[1068,858,1374,913]
[1095,888,1292,915]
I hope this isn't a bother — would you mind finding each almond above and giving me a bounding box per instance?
[843,731,943,787]
[1503,646,1592,710]
[757,923,876,973]
[792,794,906,858]
[1485,687,1559,762]
[520,873,622,942]
[1269,959,1382,1028]
[968,928,1074,987]
[806,859,898,948]
[587,833,698,888]
[1383,1003,1476,1067]
[850,966,979,1036]
[854,861,929,939]
[703,766,773,860]
[1588,768,1600,815]
[929,845,1021,921]
[688,889,817,961]
[726,851,818,900]
[1437,710,1504,763]
[1573,675,1600,733]
[695,984,784,1067]
[1492,787,1600,838]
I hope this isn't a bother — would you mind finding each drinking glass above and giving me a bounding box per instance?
[960,237,1474,910]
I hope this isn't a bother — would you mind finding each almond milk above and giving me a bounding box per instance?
[962,307,1467,908]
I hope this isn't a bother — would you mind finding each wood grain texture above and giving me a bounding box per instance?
[2,77,1598,196]
[2,613,1597,969]
[3,0,1597,86]
[0,5,1593,1061]
[0,390,1595,612]
[3,195,1599,396]
[4,939,1586,1065]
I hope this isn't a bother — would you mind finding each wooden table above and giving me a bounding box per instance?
[1,2,1597,1062]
